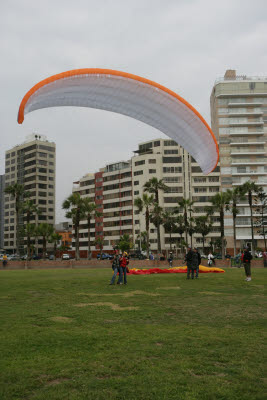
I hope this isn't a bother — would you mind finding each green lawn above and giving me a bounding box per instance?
[0,268,266,400]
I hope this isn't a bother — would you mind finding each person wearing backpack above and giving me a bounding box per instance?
[185,247,194,279]
[194,248,201,279]
[243,247,252,281]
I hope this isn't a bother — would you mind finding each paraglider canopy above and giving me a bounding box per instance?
[18,68,219,174]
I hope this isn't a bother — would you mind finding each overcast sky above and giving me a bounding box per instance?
[1,0,266,222]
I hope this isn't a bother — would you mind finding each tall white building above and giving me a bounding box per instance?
[4,134,56,253]
[210,70,267,251]
[72,138,221,255]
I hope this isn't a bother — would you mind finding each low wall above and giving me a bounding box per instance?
[0,258,265,270]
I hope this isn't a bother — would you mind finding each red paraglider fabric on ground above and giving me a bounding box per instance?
[127,266,225,275]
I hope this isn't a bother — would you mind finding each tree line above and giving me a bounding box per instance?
[5,178,266,260]
[4,183,62,259]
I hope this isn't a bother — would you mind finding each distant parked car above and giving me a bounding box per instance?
[49,254,55,260]
[129,253,147,260]
[97,253,113,260]
[9,254,20,261]
[214,254,222,259]
[32,254,42,260]
[62,253,70,260]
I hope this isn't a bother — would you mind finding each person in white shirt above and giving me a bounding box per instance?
[207,251,215,266]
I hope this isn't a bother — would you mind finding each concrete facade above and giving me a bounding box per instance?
[210,70,267,252]
[72,138,221,255]
[0,175,5,250]
[4,134,56,253]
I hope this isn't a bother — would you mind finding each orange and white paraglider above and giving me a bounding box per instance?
[18,68,219,174]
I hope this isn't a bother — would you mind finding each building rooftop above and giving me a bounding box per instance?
[215,70,267,84]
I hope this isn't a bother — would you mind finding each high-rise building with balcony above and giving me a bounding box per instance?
[72,138,221,256]
[0,175,5,250]
[4,134,56,253]
[210,70,267,251]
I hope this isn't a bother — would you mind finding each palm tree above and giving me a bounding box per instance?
[118,234,133,253]
[22,199,41,258]
[176,215,185,257]
[150,204,164,253]
[255,187,267,251]
[211,192,231,260]
[195,215,213,255]
[163,210,177,252]
[50,233,62,259]
[226,187,245,257]
[143,178,169,252]
[188,216,196,248]
[240,181,258,256]
[134,193,154,257]
[82,198,101,259]
[95,236,105,257]
[176,199,194,246]
[4,183,27,255]
[62,193,85,260]
[24,223,37,259]
[36,223,54,259]
[143,177,169,203]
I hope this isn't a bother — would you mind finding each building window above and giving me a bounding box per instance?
[134,170,143,176]
[163,157,182,163]
[149,169,156,174]
[163,167,182,173]
[164,149,179,155]
[154,140,160,147]
[135,160,145,166]
[134,190,139,195]
[164,140,177,146]
[149,159,156,164]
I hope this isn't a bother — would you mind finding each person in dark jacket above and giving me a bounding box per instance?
[194,248,201,279]
[168,252,173,267]
[109,250,121,285]
[185,247,194,279]
[243,247,252,281]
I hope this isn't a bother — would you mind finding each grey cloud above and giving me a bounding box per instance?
[1,0,266,222]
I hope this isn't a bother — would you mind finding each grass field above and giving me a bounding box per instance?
[0,267,266,400]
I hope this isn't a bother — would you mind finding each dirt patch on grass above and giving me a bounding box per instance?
[50,316,73,323]
[78,290,158,298]
[46,378,70,386]
[74,302,139,311]
[156,286,181,290]
[199,291,221,295]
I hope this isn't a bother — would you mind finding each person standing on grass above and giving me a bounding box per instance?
[185,247,194,279]
[207,251,215,266]
[168,251,173,268]
[118,252,129,285]
[194,247,201,279]
[243,247,252,282]
[2,253,8,268]
[109,249,121,285]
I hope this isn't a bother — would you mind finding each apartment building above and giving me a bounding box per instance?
[132,139,221,252]
[73,161,133,255]
[210,70,267,251]
[72,138,221,255]
[4,134,56,253]
[0,175,5,250]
